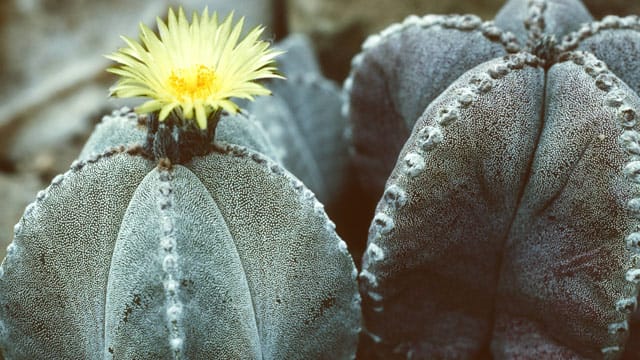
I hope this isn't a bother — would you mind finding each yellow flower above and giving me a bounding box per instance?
[107,7,283,129]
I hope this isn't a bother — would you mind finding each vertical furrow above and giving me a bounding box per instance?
[156,167,185,358]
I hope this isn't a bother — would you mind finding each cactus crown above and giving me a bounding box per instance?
[531,34,558,65]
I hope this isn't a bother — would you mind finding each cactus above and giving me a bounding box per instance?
[348,0,640,358]
[0,9,361,359]
[247,34,351,210]
[78,107,280,164]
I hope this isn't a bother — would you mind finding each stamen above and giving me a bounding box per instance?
[167,64,218,101]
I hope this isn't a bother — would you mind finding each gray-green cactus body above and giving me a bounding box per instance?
[248,74,349,208]
[79,107,279,163]
[361,51,640,359]
[353,0,640,358]
[0,130,360,358]
[345,14,518,200]
[494,0,593,46]
[246,35,350,209]
[272,34,321,77]
[344,0,599,200]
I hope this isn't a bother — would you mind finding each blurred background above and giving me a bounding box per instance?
[0,0,639,261]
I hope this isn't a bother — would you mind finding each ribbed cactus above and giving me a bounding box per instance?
[0,11,361,360]
[78,108,280,164]
[347,0,640,358]
[0,135,361,358]
[248,34,351,210]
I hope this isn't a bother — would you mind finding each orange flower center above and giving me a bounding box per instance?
[167,64,218,101]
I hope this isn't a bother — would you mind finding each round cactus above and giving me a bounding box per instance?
[248,34,351,210]
[344,0,598,200]
[79,107,279,163]
[0,8,361,359]
[351,0,640,358]
[0,138,361,358]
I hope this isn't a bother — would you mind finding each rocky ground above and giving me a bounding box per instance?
[0,0,638,261]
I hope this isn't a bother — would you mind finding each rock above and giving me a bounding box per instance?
[0,0,162,128]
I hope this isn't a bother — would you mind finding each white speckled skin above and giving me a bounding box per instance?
[247,35,351,209]
[248,73,350,207]
[569,16,640,97]
[0,144,360,358]
[345,14,519,200]
[494,0,593,46]
[361,50,640,359]
[79,108,280,164]
[353,0,640,358]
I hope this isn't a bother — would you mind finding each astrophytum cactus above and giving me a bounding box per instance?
[78,107,280,164]
[84,35,349,218]
[0,9,361,359]
[349,0,640,358]
[246,34,351,210]
[0,132,361,358]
